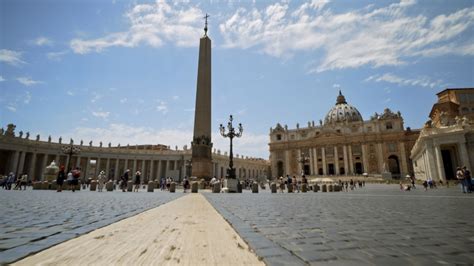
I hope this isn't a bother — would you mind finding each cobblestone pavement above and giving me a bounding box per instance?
[0,188,183,264]
[205,184,474,266]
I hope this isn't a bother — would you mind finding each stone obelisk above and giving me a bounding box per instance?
[191,14,212,181]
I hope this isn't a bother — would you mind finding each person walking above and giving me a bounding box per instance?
[121,169,130,192]
[71,167,81,192]
[456,167,467,193]
[134,170,141,192]
[463,166,472,193]
[19,173,28,190]
[67,170,74,191]
[183,176,189,193]
[56,166,66,192]
[97,170,107,192]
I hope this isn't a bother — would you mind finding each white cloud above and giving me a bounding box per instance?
[70,2,204,54]
[220,1,474,72]
[58,123,269,158]
[0,75,5,82]
[6,106,17,112]
[66,90,75,96]
[0,49,26,66]
[24,91,32,104]
[120,98,128,103]
[366,73,444,88]
[90,92,102,103]
[92,111,110,119]
[47,50,68,61]
[156,101,168,114]
[172,95,180,100]
[32,37,53,46]
[16,77,43,86]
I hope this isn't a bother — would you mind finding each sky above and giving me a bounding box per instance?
[1,0,473,159]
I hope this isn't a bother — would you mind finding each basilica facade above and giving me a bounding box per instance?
[269,91,420,179]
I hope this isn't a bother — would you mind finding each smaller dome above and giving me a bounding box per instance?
[324,91,363,125]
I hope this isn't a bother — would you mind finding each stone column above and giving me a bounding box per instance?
[334,146,339,175]
[76,156,82,168]
[40,154,48,181]
[65,155,70,172]
[28,153,37,181]
[434,145,446,181]
[142,159,146,182]
[114,158,119,181]
[426,143,437,180]
[297,149,302,175]
[9,151,20,174]
[459,141,472,170]
[309,148,314,175]
[348,145,353,175]
[376,143,384,173]
[95,157,101,177]
[313,148,318,175]
[150,160,155,180]
[17,151,27,174]
[132,159,137,175]
[362,144,369,173]
[163,160,169,177]
[157,160,162,179]
[322,147,327,175]
[124,159,129,171]
[285,150,290,175]
[54,154,60,165]
[399,142,408,176]
[343,145,348,175]
[85,157,90,181]
[106,158,111,178]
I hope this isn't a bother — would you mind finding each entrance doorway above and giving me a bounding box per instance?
[441,145,459,180]
[340,167,345,175]
[277,161,284,177]
[388,155,400,178]
[355,162,363,174]
[328,164,335,175]
[303,165,310,175]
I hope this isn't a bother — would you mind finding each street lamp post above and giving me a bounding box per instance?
[61,140,81,172]
[219,115,243,179]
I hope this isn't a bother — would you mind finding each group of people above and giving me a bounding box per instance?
[277,175,309,192]
[56,166,81,192]
[1,172,28,190]
[456,166,472,193]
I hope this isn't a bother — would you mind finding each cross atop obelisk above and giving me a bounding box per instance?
[204,13,209,36]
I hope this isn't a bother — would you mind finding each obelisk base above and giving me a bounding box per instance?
[224,179,239,193]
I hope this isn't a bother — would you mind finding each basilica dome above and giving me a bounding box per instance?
[324,91,363,125]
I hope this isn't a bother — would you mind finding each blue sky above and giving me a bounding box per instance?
[1,0,473,159]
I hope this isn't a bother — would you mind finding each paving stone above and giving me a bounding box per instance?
[0,189,183,264]
[204,184,474,265]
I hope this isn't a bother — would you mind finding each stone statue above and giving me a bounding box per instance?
[0,128,4,135]
[308,121,311,128]
[89,140,93,147]
[424,119,432,128]
[48,135,51,143]
[118,143,121,147]
[36,134,40,141]
[80,140,83,146]
[284,125,288,131]
[296,123,299,129]
[462,116,470,126]
[25,132,30,139]
[70,138,73,144]
[319,119,323,126]
[100,141,103,147]
[439,111,449,126]
[5,124,16,137]
[312,121,315,127]
[108,142,111,148]
[59,137,62,144]
[19,131,23,138]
